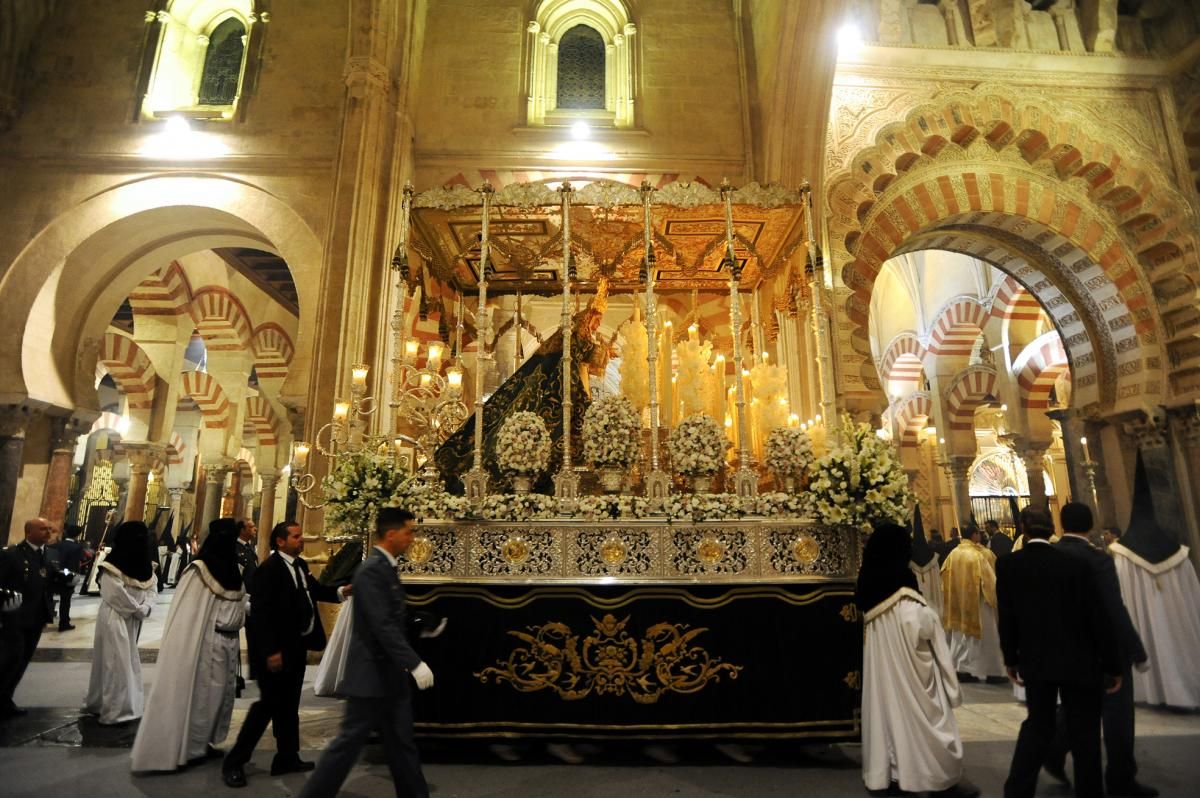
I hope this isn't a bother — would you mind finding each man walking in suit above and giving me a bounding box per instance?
[50,525,85,631]
[997,505,1122,798]
[1044,503,1156,797]
[298,508,434,798]
[223,521,351,788]
[0,518,58,718]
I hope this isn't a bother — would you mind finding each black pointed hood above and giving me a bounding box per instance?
[910,504,936,567]
[1121,450,1181,564]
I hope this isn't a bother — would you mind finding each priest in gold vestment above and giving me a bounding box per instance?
[940,526,1005,681]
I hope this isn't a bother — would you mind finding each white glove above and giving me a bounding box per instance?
[411,661,435,690]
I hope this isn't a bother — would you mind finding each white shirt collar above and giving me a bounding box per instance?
[25,540,43,552]
[1026,538,1053,545]
[1062,533,1091,541]
[277,550,298,567]
[374,545,398,567]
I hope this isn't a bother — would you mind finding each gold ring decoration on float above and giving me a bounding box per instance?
[791,533,821,566]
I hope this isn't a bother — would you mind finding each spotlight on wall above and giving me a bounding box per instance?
[570,120,591,140]
[836,22,864,59]
[140,115,230,159]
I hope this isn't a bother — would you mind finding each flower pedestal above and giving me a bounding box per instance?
[691,475,714,494]
[510,474,534,494]
[597,467,624,494]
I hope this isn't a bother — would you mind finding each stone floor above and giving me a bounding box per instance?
[3,593,1197,797]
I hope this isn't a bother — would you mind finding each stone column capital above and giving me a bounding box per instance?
[1117,410,1168,450]
[259,472,280,490]
[48,415,91,452]
[946,454,974,480]
[1167,404,1200,446]
[204,458,234,483]
[122,443,165,474]
[0,404,38,439]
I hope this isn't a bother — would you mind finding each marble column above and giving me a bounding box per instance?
[198,463,231,541]
[39,417,86,529]
[167,486,185,531]
[947,454,974,532]
[123,445,162,522]
[1046,409,1090,508]
[1014,440,1050,511]
[1167,407,1200,571]
[0,405,36,542]
[256,472,279,561]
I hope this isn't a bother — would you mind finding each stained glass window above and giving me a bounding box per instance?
[198,18,246,106]
[557,24,605,110]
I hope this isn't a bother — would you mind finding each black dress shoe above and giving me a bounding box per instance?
[270,757,315,776]
[1043,762,1071,786]
[222,765,247,788]
[1108,781,1158,797]
[58,624,75,632]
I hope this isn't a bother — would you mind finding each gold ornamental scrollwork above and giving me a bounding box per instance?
[839,603,861,623]
[405,536,433,566]
[476,614,742,704]
[791,533,820,565]
[501,536,531,565]
[844,670,861,690]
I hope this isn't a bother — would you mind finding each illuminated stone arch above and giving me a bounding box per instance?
[180,371,231,430]
[828,85,1197,411]
[944,366,1000,432]
[895,390,933,449]
[97,332,158,412]
[878,332,926,395]
[1014,331,1071,411]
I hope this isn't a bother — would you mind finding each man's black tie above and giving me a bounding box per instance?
[293,560,314,633]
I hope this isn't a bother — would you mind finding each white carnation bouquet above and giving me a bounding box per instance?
[576,495,650,520]
[807,415,911,531]
[321,451,409,533]
[582,396,642,468]
[753,491,810,519]
[668,413,729,476]
[385,476,470,521]
[664,492,747,521]
[765,426,815,478]
[495,411,551,475]
[479,492,557,521]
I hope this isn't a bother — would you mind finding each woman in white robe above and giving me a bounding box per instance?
[858,522,978,797]
[131,518,247,772]
[84,521,157,724]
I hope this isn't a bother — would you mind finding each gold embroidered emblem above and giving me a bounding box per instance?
[791,533,820,565]
[696,536,726,565]
[839,603,861,623]
[598,536,628,565]
[501,536,530,565]
[405,536,433,565]
[476,613,741,704]
[843,670,861,690]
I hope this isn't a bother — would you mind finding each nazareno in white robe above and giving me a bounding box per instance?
[130,561,246,772]
[84,562,157,724]
[1110,543,1200,709]
[862,587,965,793]
[910,558,943,618]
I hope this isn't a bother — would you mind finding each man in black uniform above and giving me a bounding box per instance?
[235,519,260,592]
[50,525,86,631]
[223,521,350,788]
[1044,503,1156,797]
[0,517,58,718]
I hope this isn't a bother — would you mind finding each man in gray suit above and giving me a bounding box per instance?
[298,508,434,798]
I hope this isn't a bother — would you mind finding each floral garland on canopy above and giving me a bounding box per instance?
[668,413,729,476]
[495,411,551,476]
[807,415,911,531]
[479,493,557,521]
[765,426,815,481]
[582,396,642,468]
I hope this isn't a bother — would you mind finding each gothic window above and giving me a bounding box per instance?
[556,25,606,110]
[198,18,246,106]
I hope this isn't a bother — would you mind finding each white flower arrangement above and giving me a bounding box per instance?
[664,492,747,521]
[765,426,815,478]
[582,396,642,468]
[321,451,410,533]
[478,492,557,521]
[576,495,651,521]
[668,413,730,476]
[495,411,551,476]
[385,476,470,521]
[752,491,811,519]
[807,415,911,531]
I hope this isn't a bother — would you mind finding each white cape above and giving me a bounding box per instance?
[862,588,964,793]
[950,600,1004,679]
[910,558,943,618]
[130,562,246,771]
[84,563,157,724]
[1111,544,1200,709]
[314,597,354,697]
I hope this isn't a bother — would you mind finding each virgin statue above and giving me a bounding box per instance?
[434,280,610,494]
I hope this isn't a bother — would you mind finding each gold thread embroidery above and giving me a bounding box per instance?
[476,614,742,704]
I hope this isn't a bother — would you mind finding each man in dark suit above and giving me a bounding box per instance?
[937,527,960,562]
[1044,503,1156,797]
[50,525,85,631]
[986,518,1013,558]
[997,505,1122,798]
[235,519,260,591]
[298,508,433,798]
[223,521,351,787]
[0,518,58,718]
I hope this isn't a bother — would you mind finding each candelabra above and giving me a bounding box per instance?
[1078,435,1101,511]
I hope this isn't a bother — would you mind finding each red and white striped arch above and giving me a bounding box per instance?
[251,323,294,380]
[129,261,193,318]
[166,432,187,465]
[896,391,934,449]
[97,332,157,410]
[945,366,1000,431]
[243,396,280,446]
[89,411,125,436]
[926,298,988,358]
[1014,331,1071,410]
[180,371,231,429]
[989,276,1044,323]
[879,333,926,394]
[191,288,253,352]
